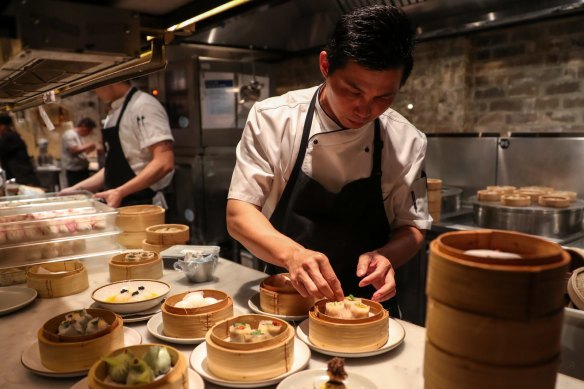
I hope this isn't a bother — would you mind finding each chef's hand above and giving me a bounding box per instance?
[59,186,79,195]
[94,189,124,208]
[285,248,344,301]
[357,250,396,302]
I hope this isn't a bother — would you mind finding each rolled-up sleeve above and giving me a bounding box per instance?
[136,99,174,149]
[228,105,274,207]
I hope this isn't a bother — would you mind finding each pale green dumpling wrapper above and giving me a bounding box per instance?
[126,358,155,385]
[102,350,134,384]
[143,345,172,376]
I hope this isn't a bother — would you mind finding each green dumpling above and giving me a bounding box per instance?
[143,346,172,376]
[126,358,155,385]
[102,350,134,384]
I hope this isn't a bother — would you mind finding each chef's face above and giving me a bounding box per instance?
[94,85,116,104]
[319,51,403,129]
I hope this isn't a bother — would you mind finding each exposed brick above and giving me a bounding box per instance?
[490,99,524,111]
[535,98,560,110]
[549,112,577,123]
[474,87,505,99]
[546,82,580,94]
[506,113,537,125]
[564,97,584,108]
[508,84,537,96]
[476,112,506,125]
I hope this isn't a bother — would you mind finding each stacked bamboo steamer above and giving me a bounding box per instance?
[477,185,577,208]
[259,273,315,316]
[424,230,570,389]
[26,260,89,298]
[427,178,442,222]
[142,224,189,253]
[108,251,163,282]
[116,205,165,249]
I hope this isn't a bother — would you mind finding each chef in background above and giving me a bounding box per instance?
[64,81,174,207]
[0,114,40,187]
[226,5,431,312]
[61,117,97,186]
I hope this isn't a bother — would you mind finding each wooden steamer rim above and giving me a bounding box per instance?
[538,195,571,208]
[41,308,121,343]
[163,290,231,315]
[427,178,442,190]
[259,273,315,316]
[108,251,163,282]
[116,205,165,232]
[110,251,159,265]
[142,239,172,254]
[549,191,577,202]
[476,190,501,202]
[26,260,89,298]
[88,344,188,389]
[209,314,291,351]
[204,313,295,381]
[434,229,566,267]
[145,224,189,245]
[500,194,530,207]
[567,267,584,310]
[486,185,516,194]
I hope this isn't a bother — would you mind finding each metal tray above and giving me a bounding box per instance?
[0,200,118,246]
[0,230,122,269]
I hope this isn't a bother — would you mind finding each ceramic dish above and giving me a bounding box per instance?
[190,337,311,388]
[248,292,307,322]
[0,286,37,315]
[296,318,405,358]
[21,327,141,378]
[276,369,377,389]
[89,301,162,323]
[71,368,205,389]
[147,312,205,345]
[91,279,170,314]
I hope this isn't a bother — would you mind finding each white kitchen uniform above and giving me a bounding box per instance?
[228,85,432,230]
[104,88,174,191]
[61,129,88,171]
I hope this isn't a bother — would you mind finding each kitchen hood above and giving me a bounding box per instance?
[180,0,584,52]
[0,0,167,112]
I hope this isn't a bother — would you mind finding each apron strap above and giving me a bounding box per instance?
[115,87,138,128]
[371,118,383,177]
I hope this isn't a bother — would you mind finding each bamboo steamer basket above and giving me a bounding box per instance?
[118,231,147,249]
[109,251,163,282]
[88,344,188,389]
[427,178,442,190]
[205,314,294,381]
[549,191,577,202]
[308,298,389,353]
[487,185,517,194]
[500,194,530,207]
[567,267,584,310]
[145,224,190,245]
[538,194,571,208]
[426,298,563,366]
[38,308,124,372]
[476,189,501,202]
[428,230,570,320]
[259,273,315,316]
[26,260,89,298]
[116,205,165,232]
[142,239,173,254]
[161,290,233,338]
[424,340,559,389]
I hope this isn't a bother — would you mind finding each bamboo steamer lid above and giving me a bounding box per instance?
[476,189,501,202]
[516,189,546,202]
[38,309,124,372]
[259,273,315,316]
[27,260,89,298]
[428,230,570,320]
[205,314,295,381]
[486,185,516,194]
[161,290,234,339]
[427,178,442,190]
[500,194,530,207]
[567,267,584,310]
[538,194,570,208]
[145,224,189,245]
[549,191,577,202]
[425,298,563,366]
[88,344,188,389]
[519,186,554,193]
[423,340,559,389]
[308,298,389,353]
[108,251,163,282]
[116,205,165,232]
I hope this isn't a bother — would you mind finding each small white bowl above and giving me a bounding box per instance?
[91,279,170,314]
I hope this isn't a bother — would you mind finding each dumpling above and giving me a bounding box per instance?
[184,291,205,307]
[350,302,370,319]
[173,300,192,309]
[244,330,269,343]
[258,320,284,336]
[102,350,134,384]
[143,346,172,376]
[85,317,109,335]
[58,320,82,336]
[229,323,251,342]
[126,358,155,385]
[343,295,362,309]
[325,301,345,318]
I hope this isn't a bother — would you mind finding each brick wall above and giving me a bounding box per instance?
[272,13,584,134]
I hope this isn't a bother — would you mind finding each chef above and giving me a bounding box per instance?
[226,5,431,310]
[65,81,174,207]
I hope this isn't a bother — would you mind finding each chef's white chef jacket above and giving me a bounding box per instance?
[104,89,174,191]
[228,85,432,231]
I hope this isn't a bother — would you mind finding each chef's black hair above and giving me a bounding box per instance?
[77,117,96,129]
[325,5,415,86]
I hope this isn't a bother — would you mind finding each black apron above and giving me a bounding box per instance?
[268,89,399,316]
[102,87,155,206]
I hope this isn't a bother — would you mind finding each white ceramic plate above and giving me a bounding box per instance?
[248,292,308,322]
[70,368,205,389]
[147,312,205,345]
[190,337,311,388]
[276,369,377,389]
[92,279,170,314]
[21,326,142,378]
[0,286,37,315]
[296,317,405,358]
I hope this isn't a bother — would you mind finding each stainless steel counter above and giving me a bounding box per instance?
[0,258,582,389]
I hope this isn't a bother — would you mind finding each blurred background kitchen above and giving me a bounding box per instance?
[2,0,584,325]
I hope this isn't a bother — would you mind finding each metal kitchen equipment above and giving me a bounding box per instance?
[441,186,462,215]
[472,197,584,238]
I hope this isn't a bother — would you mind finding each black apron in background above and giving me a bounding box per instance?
[268,89,400,316]
[102,87,155,206]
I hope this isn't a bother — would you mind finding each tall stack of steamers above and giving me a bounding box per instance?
[424,230,569,389]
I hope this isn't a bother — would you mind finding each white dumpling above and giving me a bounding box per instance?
[174,300,193,309]
[203,297,219,306]
[184,292,205,307]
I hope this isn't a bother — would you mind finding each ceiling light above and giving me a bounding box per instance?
[167,0,252,32]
